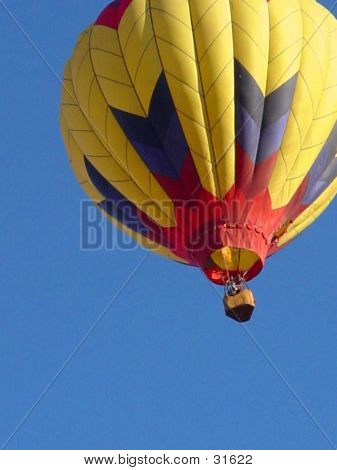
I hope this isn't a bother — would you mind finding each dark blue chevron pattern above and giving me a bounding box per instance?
[110,72,188,180]
[303,122,337,204]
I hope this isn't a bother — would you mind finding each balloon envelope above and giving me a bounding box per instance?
[60,0,337,284]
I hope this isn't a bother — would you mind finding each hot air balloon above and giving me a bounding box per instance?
[60,0,337,322]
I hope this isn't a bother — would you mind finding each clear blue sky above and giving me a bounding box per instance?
[0,0,336,450]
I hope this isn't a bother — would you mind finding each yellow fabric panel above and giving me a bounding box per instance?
[278,178,337,247]
[61,47,176,228]
[90,25,120,54]
[289,14,337,178]
[188,0,235,197]
[229,0,269,93]
[60,65,102,203]
[70,131,108,158]
[210,101,236,197]
[60,114,86,182]
[69,29,94,113]
[150,0,219,197]
[62,61,112,194]
[269,1,333,207]
[90,27,144,116]
[267,0,303,93]
[131,40,162,113]
[211,247,259,272]
[90,49,131,85]
[87,79,109,142]
[189,151,216,195]
[118,0,162,113]
[61,102,122,197]
[60,113,105,202]
[61,101,91,134]
[118,0,148,51]
[93,76,144,116]
[61,61,76,103]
